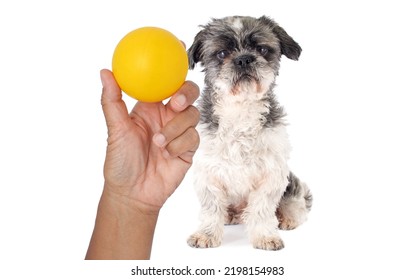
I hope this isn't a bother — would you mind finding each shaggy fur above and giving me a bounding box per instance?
[187,16,312,250]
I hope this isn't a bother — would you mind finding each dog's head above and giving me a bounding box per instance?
[188,16,301,96]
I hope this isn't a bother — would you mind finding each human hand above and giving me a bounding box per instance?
[100,69,200,213]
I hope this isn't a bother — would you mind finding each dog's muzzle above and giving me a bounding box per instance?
[232,55,259,85]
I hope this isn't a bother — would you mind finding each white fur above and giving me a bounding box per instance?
[188,81,291,250]
[231,18,243,31]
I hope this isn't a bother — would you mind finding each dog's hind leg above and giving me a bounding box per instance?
[276,172,313,230]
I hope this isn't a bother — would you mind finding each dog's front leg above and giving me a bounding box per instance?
[187,183,227,248]
[244,175,288,250]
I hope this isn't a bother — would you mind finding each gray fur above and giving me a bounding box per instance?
[263,94,287,128]
[285,172,313,211]
[197,84,219,131]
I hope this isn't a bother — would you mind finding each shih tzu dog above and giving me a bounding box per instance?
[187,16,313,250]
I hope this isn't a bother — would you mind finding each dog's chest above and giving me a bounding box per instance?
[196,94,291,197]
[200,96,287,166]
[214,103,266,161]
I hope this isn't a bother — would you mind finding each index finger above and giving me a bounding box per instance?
[167,81,200,113]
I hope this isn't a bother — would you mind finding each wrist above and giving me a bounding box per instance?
[86,185,160,260]
[102,182,162,217]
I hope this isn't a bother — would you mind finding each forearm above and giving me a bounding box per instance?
[85,187,159,260]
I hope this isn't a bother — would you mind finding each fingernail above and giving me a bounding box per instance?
[153,133,166,147]
[175,94,186,107]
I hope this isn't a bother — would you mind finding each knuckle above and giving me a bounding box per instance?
[184,80,200,92]
[188,127,200,144]
[181,81,200,104]
[165,128,200,157]
[165,121,181,135]
[186,105,200,123]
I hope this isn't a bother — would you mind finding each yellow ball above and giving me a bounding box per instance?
[112,27,188,102]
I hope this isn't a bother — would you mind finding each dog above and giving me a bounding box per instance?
[187,16,312,250]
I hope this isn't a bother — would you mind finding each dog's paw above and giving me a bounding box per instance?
[276,206,307,230]
[277,215,300,230]
[187,232,221,248]
[252,236,285,251]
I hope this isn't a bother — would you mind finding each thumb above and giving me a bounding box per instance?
[100,69,129,128]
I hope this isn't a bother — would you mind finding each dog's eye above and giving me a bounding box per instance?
[257,46,268,56]
[217,50,230,60]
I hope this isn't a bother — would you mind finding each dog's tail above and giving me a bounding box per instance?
[276,172,313,230]
[285,172,313,211]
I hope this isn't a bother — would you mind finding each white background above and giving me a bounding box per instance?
[1,0,413,279]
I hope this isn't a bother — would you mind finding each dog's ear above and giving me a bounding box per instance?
[259,16,302,61]
[187,29,206,69]
[274,25,302,61]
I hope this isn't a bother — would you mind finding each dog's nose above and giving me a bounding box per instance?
[234,55,255,68]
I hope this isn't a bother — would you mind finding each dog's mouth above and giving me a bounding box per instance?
[238,73,256,81]
[230,72,263,95]
[234,72,260,85]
